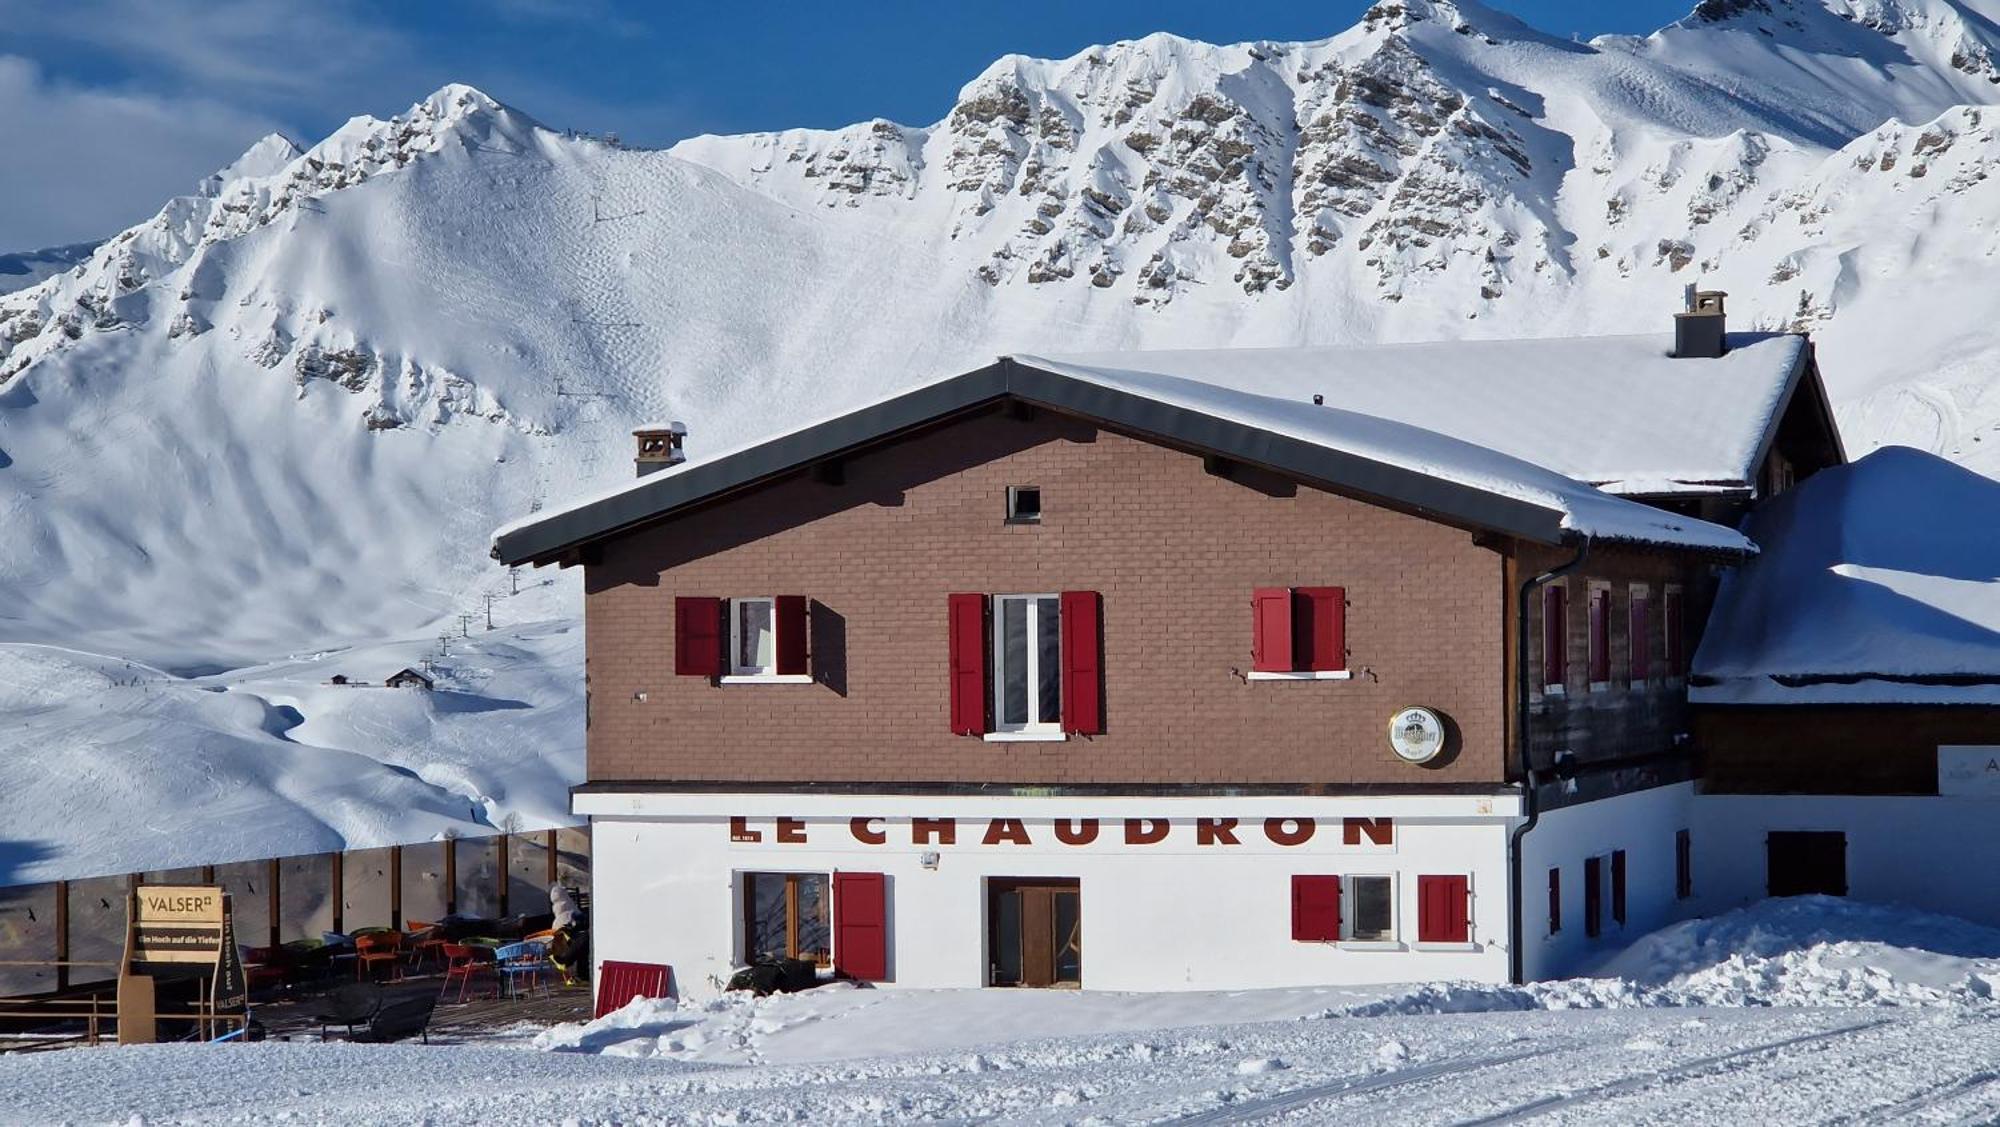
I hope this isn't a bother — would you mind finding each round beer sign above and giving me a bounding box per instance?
[1387,707,1446,764]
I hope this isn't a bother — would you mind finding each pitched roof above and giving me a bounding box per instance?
[1030,331,1819,496]
[1693,446,2000,706]
[493,356,1755,567]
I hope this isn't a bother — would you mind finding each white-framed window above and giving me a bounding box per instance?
[730,597,777,677]
[1005,485,1042,524]
[992,593,1062,734]
[1343,873,1397,945]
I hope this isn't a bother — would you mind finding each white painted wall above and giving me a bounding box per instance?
[1692,794,2000,928]
[1518,782,1697,982]
[583,793,1520,996]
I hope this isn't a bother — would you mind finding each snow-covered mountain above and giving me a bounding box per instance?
[5,0,2000,882]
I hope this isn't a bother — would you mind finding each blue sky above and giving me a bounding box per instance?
[0,0,1694,250]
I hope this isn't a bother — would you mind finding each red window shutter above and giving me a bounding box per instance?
[1584,856,1603,938]
[1588,588,1611,684]
[1664,589,1686,676]
[1676,829,1693,899]
[832,871,888,981]
[1548,867,1562,934]
[1059,590,1103,734]
[1290,875,1340,941]
[775,595,808,676]
[673,596,723,677]
[1296,587,1346,672]
[1629,593,1651,681]
[947,593,989,735]
[1542,584,1567,688]
[1611,849,1627,925]
[1252,587,1295,672]
[1418,875,1469,943]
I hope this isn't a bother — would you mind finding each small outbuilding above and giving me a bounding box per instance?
[385,668,435,691]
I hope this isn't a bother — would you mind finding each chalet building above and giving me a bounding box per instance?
[1688,445,2000,922]
[495,296,1857,992]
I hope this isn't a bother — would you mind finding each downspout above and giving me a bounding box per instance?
[1507,537,1591,985]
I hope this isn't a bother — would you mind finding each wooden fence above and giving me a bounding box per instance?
[0,826,591,997]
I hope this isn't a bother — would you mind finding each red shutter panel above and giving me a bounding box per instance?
[1059,590,1103,734]
[832,871,888,982]
[1584,856,1603,938]
[775,595,808,676]
[1664,589,1686,676]
[947,593,989,735]
[1290,875,1341,941]
[1611,850,1627,925]
[1252,587,1295,672]
[1548,867,1562,934]
[1588,588,1611,684]
[1296,586,1346,672]
[1418,875,1470,943]
[1542,585,1567,688]
[673,596,723,677]
[1629,593,1651,681]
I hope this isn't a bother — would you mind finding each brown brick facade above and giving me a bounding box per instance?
[583,409,1511,788]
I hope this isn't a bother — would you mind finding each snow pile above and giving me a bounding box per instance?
[1331,896,2000,1017]
[1694,445,2000,704]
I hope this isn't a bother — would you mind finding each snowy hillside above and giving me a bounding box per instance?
[6,0,2000,882]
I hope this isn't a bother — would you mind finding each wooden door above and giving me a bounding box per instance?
[989,879,1081,987]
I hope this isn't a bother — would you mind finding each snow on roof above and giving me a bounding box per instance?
[495,352,1756,558]
[1032,332,1812,495]
[1011,357,1756,553]
[1693,446,2000,706]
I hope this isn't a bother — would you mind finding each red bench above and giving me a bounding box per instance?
[593,959,674,1019]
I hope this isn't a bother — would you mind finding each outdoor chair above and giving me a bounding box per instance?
[353,992,438,1044]
[310,981,381,1041]
[354,932,403,982]
[494,940,552,1000]
[439,942,498,1002]
[403,922,448,971]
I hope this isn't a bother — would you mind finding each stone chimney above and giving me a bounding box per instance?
[634,421,687,477]
[1674,285,1728,358]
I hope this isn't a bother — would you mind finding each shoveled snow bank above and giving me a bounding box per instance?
[1331,896,2000,1016]
[538,897,2000,1069]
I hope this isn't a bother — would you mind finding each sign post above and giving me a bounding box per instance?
[117,885,244,1044]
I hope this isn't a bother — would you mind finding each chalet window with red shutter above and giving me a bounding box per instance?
[686,595,810,683]
[1249,586,1349,680]
[1541,583,1568,694]
[951,591,1103,739]
[1587,584,1612,689]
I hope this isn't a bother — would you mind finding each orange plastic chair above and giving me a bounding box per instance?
[355,932,404,982]
[439,943,498,1002]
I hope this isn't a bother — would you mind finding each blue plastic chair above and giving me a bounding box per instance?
[493,940,551,1000]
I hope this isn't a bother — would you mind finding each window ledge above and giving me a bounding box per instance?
[1411,941,1480,953]
[1337,940,1406,952]
[983,730,1068,743]
[1588,680,1612,693]
[1246,670,1353,682]
[1542,684,1566,697]
[719,674,814,685]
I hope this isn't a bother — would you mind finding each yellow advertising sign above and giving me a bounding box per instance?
[134,886,225,924]
[131,885,226,966]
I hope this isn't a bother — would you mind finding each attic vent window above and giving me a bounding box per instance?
[1006,486,1042,524]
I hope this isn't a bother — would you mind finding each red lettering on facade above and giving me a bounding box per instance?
[775,817,808,844]
[729,816,762,843]
[1124,818,1170,845]
[850,817,886,845]
[982,818,1032,846]
[1195,817,1240,846]
[912,818,957,846]
[1264,817,1316,846]
[1053,818,1100,845]
[1343,817,1394,846]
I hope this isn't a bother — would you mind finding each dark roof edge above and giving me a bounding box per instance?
[1742,337,1842,486]
[572,779,1523,798]
[493,356,1581,565]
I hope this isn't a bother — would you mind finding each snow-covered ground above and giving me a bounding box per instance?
[3,897,1998,1123]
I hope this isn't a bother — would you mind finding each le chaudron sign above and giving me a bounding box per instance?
[1939,746,2000,798]
[727,814,1398,849]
